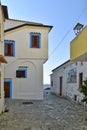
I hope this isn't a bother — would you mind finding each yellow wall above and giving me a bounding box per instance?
[70,26,87,61]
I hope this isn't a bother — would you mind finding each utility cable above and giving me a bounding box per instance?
[49,6,87,57]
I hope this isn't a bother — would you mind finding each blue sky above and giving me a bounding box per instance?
[1,0,87,84]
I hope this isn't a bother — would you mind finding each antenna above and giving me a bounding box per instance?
[73,23,84,35]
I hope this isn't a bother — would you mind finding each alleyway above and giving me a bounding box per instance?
[0,94,87,130]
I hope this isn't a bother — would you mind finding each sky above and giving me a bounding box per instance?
[1,0,87,84]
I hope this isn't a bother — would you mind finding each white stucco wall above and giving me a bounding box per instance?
[4,59,44,100]
[51,67,66,96]
[0,4,5,114]
[0,64,5,114]
[65,62,78,100]
[5,26,49,60]
[51,61,87,102]
[4,19,51,100]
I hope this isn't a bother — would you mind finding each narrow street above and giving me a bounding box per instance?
[0,94,87,130]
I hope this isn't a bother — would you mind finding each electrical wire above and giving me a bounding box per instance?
[49,6,87,57]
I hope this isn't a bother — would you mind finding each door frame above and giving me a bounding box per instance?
[4,79,12,98]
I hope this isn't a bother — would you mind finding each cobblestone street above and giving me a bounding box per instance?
[0,94,87,130]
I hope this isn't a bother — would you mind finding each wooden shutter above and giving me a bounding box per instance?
[32,36,39,48]
[16,70,20,77]
[5,44,8,56]
[10,44,13,56]
[5,44,13,56]
[16,70,25,78]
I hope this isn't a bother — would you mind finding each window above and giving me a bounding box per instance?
[30,33,41,48]
[4,40,15,56]
[16,68,27,78]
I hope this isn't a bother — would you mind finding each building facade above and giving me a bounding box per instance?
[70,24,87,61]
[51,60,87,102]
[0,3,8,114]
[4,18,52,100]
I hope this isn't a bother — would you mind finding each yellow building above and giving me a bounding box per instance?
[70,23,87,61]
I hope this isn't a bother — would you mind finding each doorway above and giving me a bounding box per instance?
[59,76,63,96]
[79,73,83,88]
[4,80,12,98]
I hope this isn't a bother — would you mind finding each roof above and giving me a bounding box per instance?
[8,18,44,25]
[2,5,9,19]
[52,60,70,72]
[0,55,7,63]
[5,22,53,33]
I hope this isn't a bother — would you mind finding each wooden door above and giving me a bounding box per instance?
[79,73,83,88]
[60,77,63,96]
[4,82,10,98]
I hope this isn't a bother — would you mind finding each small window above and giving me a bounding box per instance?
[4,40,15,56]
[16,68,27,78]
[30,33,41,48]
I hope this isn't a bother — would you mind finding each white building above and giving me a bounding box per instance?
[0,3,8,114]
[51,60,87,102]
[4,9,52,100]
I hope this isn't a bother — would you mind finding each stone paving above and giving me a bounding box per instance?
[0,94,87,130]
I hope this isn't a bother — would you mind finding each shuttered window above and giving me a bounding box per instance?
[5,44,13,56]
[32,36,39,48]
[30,33,41,48]
[16,68,27,78]
[4,40,15,56]
[16,70,25,78]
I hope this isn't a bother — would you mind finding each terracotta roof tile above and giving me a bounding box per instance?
[0,55,7,63]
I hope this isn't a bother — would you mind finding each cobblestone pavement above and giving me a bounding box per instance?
[0,94,87,130]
